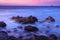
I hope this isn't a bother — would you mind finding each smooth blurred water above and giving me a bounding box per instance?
[0,7,60,39]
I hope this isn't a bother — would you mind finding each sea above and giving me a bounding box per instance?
[0,6,60,40]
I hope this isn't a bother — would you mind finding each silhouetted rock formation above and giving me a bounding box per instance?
[24,25,38,32]
[49,34,58,40]
[45,16,55,22]
[0,21,6,27]
[34,35,50,40]
[11,16,38,24]
[0,31,8,40]
[8,36,17,40]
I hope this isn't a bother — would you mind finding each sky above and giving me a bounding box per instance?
[0,0,60,6]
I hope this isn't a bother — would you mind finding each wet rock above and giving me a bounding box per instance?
[45,16,55,22]
[49,34,58,40]
[24,25,39,32]
[0,31,8,40]
[34,35,50,40]
[7,30,11,33]
[11,16,22,20]
[17,36,23,40]
[24,38,33,40]
[8,36,17,40]
[27,16,38,23]
[11,16,38,24]
[0,21,6,27]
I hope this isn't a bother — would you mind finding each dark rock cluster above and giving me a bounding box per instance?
[45,16,55,22]
[34,35,50,40]
[0,16,59,40]
[11,16,38,24]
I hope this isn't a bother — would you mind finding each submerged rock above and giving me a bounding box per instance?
[0,31,8,40]
[17,26,23,29]
[34,35,50,40]
[11,16,38,24]
[0,21,6,27]
[45,16,55,22]
[24,25,38,32]
[8,36,17,40]
[49,34,58,40]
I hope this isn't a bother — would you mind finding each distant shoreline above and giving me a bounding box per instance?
[0,6,60,9]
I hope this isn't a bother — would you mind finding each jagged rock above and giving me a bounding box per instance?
[24,25,38,32]
[34,35,50,40]
[0,21,6,27]
[11,16,38,24]
[45,16,55,22]
[49,34,58,40]
[8,36,17,40]
[0,31,8,40]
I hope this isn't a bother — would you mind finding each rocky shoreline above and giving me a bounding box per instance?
[0,15,59,40]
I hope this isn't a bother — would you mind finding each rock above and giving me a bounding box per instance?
[0,21,6,27]
[0,31,8,40]
[8,36,17,40]
[17,36,23,40]
[11,16,38,24]
[11,16,22,20]
[27,16,38,23]
[45,16,55,22]
[24,38,33,40]
[34,35,50,40]
[24,25,39,32]
[7,30,11,33]
[49,34,58,40]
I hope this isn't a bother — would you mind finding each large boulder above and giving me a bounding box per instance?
[0,21,6,27]
[0,31,8,40]
[24,25,39,32]
[45,16,55,22]
[11,16,38,24]
[34,35,50,40]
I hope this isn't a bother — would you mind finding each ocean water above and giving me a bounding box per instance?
[0,7,60,39]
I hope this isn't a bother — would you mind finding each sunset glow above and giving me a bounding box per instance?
[0,0,60,6]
